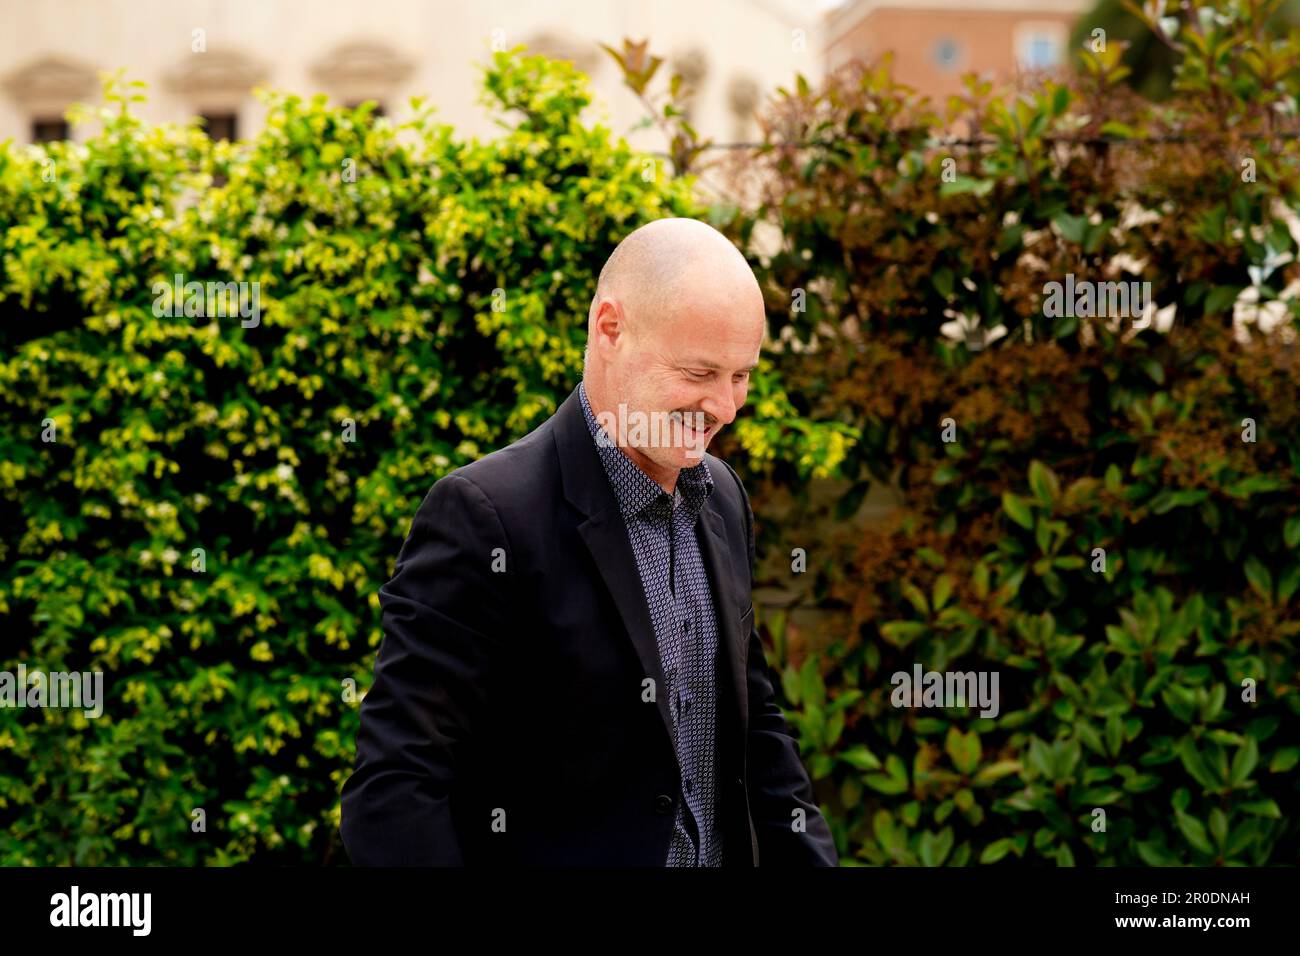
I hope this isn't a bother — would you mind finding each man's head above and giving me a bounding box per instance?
[582,217,765,491]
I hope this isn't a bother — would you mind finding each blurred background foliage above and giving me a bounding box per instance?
[717,0,1300,866]
[1070,0,1300,101]
[0,50,837,865]
[2,0,1298,866]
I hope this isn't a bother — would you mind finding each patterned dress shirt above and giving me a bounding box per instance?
[578,381,723,866]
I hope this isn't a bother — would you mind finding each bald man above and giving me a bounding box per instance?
[340,218,838,867]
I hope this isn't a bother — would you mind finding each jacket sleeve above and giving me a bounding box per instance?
[725,460,840,867]
[340,472,514,865]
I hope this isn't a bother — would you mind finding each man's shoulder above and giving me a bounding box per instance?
[702,451,747,513]
[432,409,561,511]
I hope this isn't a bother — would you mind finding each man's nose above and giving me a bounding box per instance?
[701,378,737,427]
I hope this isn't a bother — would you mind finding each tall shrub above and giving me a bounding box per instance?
[728,2,1300,865]
[0,49,834,864]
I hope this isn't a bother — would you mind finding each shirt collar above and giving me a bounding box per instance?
[578,380,714,519]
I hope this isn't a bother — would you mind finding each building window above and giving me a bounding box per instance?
[32,118,69,143]
[1015,23,1066,70]
[5,56,96,144]
[727,75,759,143]
[200,112,238,142]
[932,38,963,72]
[524,32,601,76]
[671,47,709,125]
[310,41,414,122]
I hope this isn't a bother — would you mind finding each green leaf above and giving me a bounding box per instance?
[1243,557,1273,602]
[1240,799,1281,819]
[1268,747,1300,773]
[1208,808,1228,850]
[1053,212,1088,244]
[900,800,921,828]
[1177,737,1216,789]
[841,746,882,771]
[1195,204,1227,244]
[1053,313,1079,339]
[1229,737,1259,787]
[781,665,801,705]
[979,838,1014,863]
[1002,492,1034,530]
[973,760,1022,786]
[933,464,961,485]
[1028,738,1054,779]
[826,708,845,747]
[799,656,825,710]
[885,754,908,783]
[1136,839,1181,866]
[880,620,926,647]
[1226,821,1259,857]
[1204,285,1242,315]
[940,176,994,198]
[933,827,954,865]
[1050,84,1070,116]
[865,754,910,795]
[1175,812,1214,855]
[945,727,982,774]
[809,753,834,780]
[914,717,948,735]
[932,268,954,299]
[932,574,954,611]
[1104,713,1123,758]
[835,479,872,520]
[916,547,947,569]
[900,581,930,616]
[1277,564,1300,604]
[1028,460,1060,506]
[863,772,908,795]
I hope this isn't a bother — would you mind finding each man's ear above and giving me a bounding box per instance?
[593,296,624,351]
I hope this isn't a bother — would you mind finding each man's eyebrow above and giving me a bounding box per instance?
[685,360,760,371]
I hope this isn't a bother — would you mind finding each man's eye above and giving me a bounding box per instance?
[684,369,710,379]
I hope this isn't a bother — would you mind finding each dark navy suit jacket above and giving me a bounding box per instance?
[339,383,839,866]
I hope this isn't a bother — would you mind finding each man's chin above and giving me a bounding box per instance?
[637,429,714,469]
[676,438,712,466]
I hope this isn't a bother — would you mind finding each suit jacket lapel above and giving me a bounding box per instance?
[553,386,677,751]
[552,383,749,761]
[696,501,749,746]
[575,511,677,746]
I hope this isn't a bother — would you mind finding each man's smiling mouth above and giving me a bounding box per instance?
[669,410,714,442]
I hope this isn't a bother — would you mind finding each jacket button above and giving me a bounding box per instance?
[654,794,674,814]
[734,777,744,788]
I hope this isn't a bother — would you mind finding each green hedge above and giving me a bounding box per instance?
[0,50,840,865]
[6,7,1297,868]
[727,2,1300,865]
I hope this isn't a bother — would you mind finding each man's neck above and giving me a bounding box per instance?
[584,378,679,495]
[612,433,680,498]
